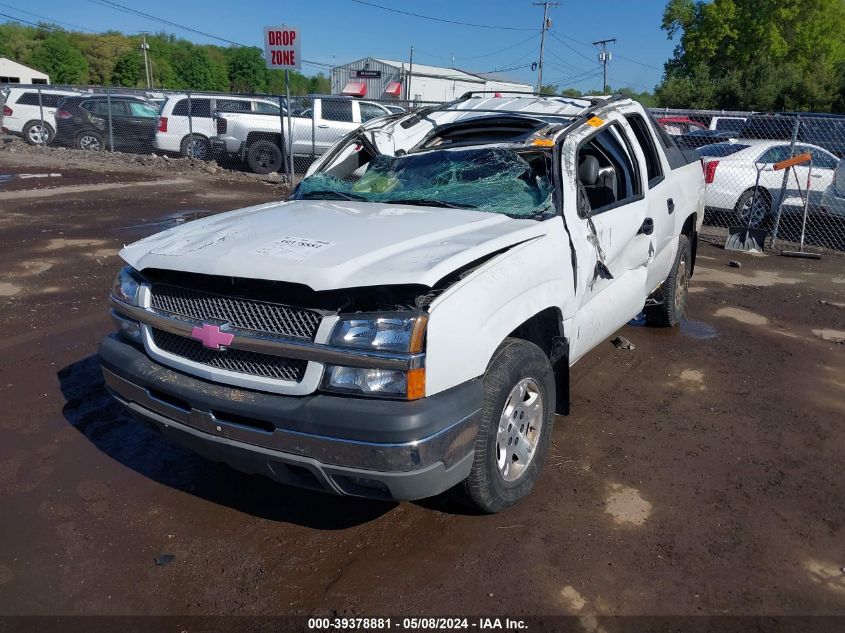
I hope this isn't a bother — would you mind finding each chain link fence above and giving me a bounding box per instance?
[3,85,845,253]
[652,108,845,253]
[0,83,437,179]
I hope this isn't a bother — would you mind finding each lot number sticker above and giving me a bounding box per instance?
[255,236,335,262]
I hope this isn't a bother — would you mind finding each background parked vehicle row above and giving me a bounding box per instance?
[3,84,845,252]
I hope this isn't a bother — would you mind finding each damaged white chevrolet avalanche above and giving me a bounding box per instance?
[101,94,704,512]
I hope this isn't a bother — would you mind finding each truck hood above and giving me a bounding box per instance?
[120,199,551,291]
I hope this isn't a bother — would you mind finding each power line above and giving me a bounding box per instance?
[84,0,334,71]
[613,53,662,71]
[544,67,604,86]
[550,29,662,72]
[86,0,244,46]
[349,0,535,31]
[0,2,94,32]
[414,31,540,63]
[547,31,596,64]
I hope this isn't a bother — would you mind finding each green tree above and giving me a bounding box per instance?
[657,0,845,111]
[172,45,219,90]
[111,50,142,87]
[29,32,89,84]
[227,47,267,92]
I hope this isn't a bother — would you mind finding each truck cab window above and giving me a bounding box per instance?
[626,114,664,187]
[323,100,353,122]
[576,123,642,216]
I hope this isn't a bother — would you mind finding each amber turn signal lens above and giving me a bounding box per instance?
[406,368,425,400]
[409,315,428,353]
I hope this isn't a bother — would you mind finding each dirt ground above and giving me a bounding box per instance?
[1,153,844,622]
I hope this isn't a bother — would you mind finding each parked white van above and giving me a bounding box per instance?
[154,93,285,159]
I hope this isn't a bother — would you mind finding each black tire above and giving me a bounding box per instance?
[75,130,104,152]
[456,338,556,514]
[646,234,691,327]
[180,135,210,159]
[246,140,283,174]
[734,188,771,228]
[23,120,53,145]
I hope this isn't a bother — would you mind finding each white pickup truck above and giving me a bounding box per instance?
[211,96,393,173]
[101,94,704,512]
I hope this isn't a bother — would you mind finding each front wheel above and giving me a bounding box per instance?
[646,234,691,327]
[456,338,556,513]
[246,140,283,174]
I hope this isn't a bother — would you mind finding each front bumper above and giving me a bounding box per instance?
[98,335,481,501]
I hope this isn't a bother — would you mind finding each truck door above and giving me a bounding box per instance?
[560,114,652,362]
[624,111,679,292]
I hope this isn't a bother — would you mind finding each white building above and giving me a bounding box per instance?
[0,58,50,85]
[331,57,531,103]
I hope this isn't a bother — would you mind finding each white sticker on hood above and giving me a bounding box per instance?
[254,236,336,262]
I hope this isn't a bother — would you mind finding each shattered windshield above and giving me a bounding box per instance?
[297,147,553,218]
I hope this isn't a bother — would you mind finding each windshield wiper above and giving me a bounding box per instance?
[298,190,367,201]
[384,197,476,209]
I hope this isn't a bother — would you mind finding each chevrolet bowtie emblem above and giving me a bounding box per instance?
[190,323,234,350]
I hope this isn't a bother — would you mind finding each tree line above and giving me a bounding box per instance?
[656,0,845,112]
[3,1,845,112]
[0,23,330,95]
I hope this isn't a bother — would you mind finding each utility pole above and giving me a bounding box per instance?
[405,45,414,102]
[592,38,616,94]
[533,2,560,93]
[140,32,151,89]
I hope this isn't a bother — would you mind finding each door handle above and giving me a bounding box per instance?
[811,173,822,178]
[638,217,654,236]
[317,124,330,128]
[667,198,675,214]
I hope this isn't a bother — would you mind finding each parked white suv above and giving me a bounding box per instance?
[154,93,285,159]
[101,94,704,512]
[1,87,81,145]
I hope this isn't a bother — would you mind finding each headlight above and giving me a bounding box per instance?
[330,313,427,353]
[325,312,427,399]
[111,266,142,305]
[323,366,425,400]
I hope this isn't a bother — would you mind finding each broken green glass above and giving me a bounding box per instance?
[299,147,552,218]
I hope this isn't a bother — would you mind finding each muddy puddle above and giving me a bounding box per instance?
[680,319,719,340]
[119,209,214,232]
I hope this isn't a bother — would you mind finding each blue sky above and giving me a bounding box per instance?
[3,0,676,91]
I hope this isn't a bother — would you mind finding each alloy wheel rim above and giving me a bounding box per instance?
[80,135,100,151]
[741,196,767,226]
[256,150,273,168]
[29,125,48,144]
[187,139,207,159]
[496,377,543,482]
[675,252,689,314]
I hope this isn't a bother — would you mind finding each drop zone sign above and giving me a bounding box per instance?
[263,26,300,70]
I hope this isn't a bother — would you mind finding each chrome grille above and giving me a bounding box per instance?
[149,283,321,340]
[151,328,307,382]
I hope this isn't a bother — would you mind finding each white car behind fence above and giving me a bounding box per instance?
[699,140,840,227]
